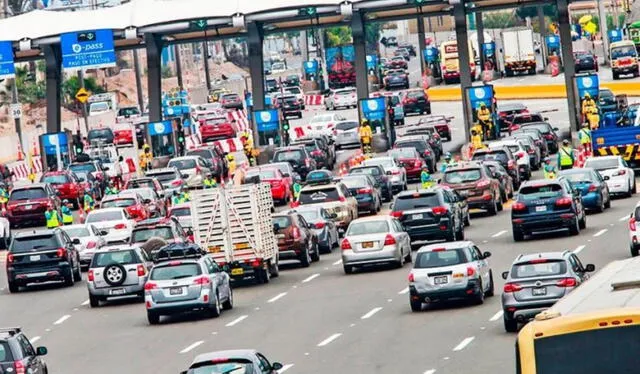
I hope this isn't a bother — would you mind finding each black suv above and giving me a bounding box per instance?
[394,137,438,168]
[390,187,465,245]
[272,146,317,179]
[6,229,82,293]
[348,165,393,202]
[0,327,48,374]
[276,95,302,119]
[472,147,521,189]
[87,128,114,145]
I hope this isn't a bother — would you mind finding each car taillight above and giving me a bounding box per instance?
[14,361,25,374]
[544,134,554,140]
[555,197,572,207]
[615,170,627,176]
[507,160,516,170]
[292,227,301,239]
[88,269,95,282]
[556,278,577,287]
[423,150,431,157]
[512,202,527,211]
[290,201,300,208]
[7,253,14,263]
[311,150,323,157]
[56,248,67,258]
[341,239,352,250]
[315,222,325,229]
[193,276,211,285]
[431,206,448,215]
[477,180,490,188]
[144,282,157,290]
[467,267,475,276]
[588,184,598,192]
[384,234,396,246]
[137,264,146,277]
[86,241,97,249]
[390,170,401,175]
[408,273,415,282]
[390,211,403,218]
[630,217,637,231]
[357,188,372,194]
[171,179,183,186]
[339,196,346,202]
[305,158,311,168]
[503,283,522,293]
[527,149,535,154]
[414,160,422,168]
[114,223,126,230]
[195,166,202,174]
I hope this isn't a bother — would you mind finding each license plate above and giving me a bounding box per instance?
[532,287,547,296]
[434,276,448,285]
[28,254,41,262]
[412,214,423,220]
[276,234,285,239]
[24,205,32,210]
[362,241,374,249]
[169,287,183,295]
[535,206,547,212]
[231,268,244,276]
[110,288,126,295]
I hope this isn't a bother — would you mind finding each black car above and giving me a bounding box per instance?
[574,51,598,74]
[512,127,549,158]
[403,90,431,115]
[6,229,82,292]
[340,174,382,215]
[265,78,278,93]
[291,139,330,169]
[400,130,442,161]
[87,128,114,145]
[511,178,586,242]
[348,165,393,202]
[398,43,417,57]
[384,70,410,90]
[519,122,559,154]
[0,327,48,374]
[390,187,465,245]
[497,103,528,132]
[385,36,398,47]
[283,74,300,87]
[394,137,437,167]
[599,88,617,113]
[135,122,146,149]
[471,147,521,189]
[276,95,302,119]
[272,146,317,180]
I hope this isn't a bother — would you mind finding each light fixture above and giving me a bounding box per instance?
[19,38,31,51]
[124,27,137,40]
[232,13,245,28]
[340,2,353,17]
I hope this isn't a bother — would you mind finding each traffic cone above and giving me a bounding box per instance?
[78,208,85,224]
[16,143,24,161]
[32,139,39,156]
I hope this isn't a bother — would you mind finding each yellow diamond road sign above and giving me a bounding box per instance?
[75,88,90,103]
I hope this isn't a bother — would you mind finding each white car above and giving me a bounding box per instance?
[334,120,360,149]
[629,201,640,256]
[168,156,211,188]
[324,88,357,110]
[308,113,348,138]
[61,224,107,268]
[168,203,192,229]
[362,157,407,192]
[584,155,636,197]
[489,140,531,180]
[271,62,286,74]
[284,86,305,109]
[84,208,134,244]
[0,216,10,249]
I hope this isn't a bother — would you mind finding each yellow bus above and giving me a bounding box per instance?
[517,256,640,373]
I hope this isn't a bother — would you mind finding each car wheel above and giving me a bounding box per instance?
[569,216,580,236]
[89,294,100,308]
[474,280,485,304]
[7,281,18,293]
[631,245,639,257]
[596,194,605,213]
[310,241,320,262]
[488,200,498,216]
[513,228,524,242]
[504,315,518,333]
[300,245,311,268]
[385,190,393,202]
[456,225,465,240]
[73,259,82,282]
[579,211,586,229]
[497,199,504,212]
[445,227,456,242]
[485,271,495,297]
[64,269,74,287]
[103,263,127,286]
[147,311,160,325]
[464,211,471,227]
[269,260,280,278]
[209,293,221,318]
[404,248,412,263]
[605,193,611,209]
[343,264,353,274]
[410,298,422,312]
[222,288,234,310]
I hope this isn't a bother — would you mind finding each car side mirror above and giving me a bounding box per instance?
[544,117,549,121]
[483,251,492,259]
[283,173,290,178]
[179,371,188,374]
[181,174,189,179]
[585,264,596,272]
[36,346,48,356]
[143,198,151,204]
[330,213,338,219]
[186,228,193,236]
[501,271,509,280]
[386,171,392,175]
[72,238,81,245]
[273,223,280,232]
[603,176,610,181]
[553,127,559,132]
[492,172,500,178]
[272,363,283,371]
[458,195,467,201]
[100,230,108,236]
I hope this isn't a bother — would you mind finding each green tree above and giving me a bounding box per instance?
[365,22,383,54]
[483,12,520,29]
[61,75,105,108]
[324,26,352,47]
[516,5,557,21]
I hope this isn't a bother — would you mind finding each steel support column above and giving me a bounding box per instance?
[537,5,547,69]
[247,21,265,145]
[145,33,164,123]
[43,44,61,134]
[133,49,145,111]
[202,40,211,90]
[174,44,184,89]
[597,0,609,65]
[557,0,579,137]
[351,10,369,101]
[417,16,427,78]
[454,3,473,142]
[475,12,485,69]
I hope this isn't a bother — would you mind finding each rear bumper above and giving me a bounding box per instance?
[581,192,601,209]
[201,130,236,141]
[342,245,400,266]
[8,263,71,285]
[409,279,480,302]
[88,282,145,297]
[512,213,575,234]
[613,66,638,74]
[7,212,46,225]
[503,301,556,322]
[606,179,629,194]
[468,196,495,210]
[278,242,306,260]
[406,222,451,242]
[355,197,376,212]
[147,298,211,314]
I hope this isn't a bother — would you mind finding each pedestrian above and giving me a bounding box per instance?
[172,190,182,205]
[557,139,575,170]
[226,153,236,180]
[114,155,124,189]
[0,183,8,211]
[105,180,119,195]
[292,180,302,201]
[203,173,217,188]
[83,190,95,212]
[471,129,484,151]
[542,157,557,179]
[440,152,453,173]
[45,205,61,229]
[420,167,434,189]
[139,144,153,172]
[180,188,190,203]
[61,199,74,225]
[358,119,373,154]
[578,123,592,156]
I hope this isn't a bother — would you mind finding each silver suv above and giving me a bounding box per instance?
[501,251,595,332]
[408,241,494,312]
[144,244,233,325]
[87,246,152,308]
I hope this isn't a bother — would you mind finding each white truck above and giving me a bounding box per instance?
[501,27,536,76]
[191,184,279,285]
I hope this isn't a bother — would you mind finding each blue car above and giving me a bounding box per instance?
[560,168,611,213]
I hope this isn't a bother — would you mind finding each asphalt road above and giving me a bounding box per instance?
[0,102,633,374]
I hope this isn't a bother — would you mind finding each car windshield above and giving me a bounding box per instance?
[69,163,97,173]
[151,263,201,280]
[393,194,440,210]
[415,249,466,268]
[42,174,69,184]
[131,227,173,243]
[93,250,139,267]
[88,128,112,137]
[407,91,423,98]
[522,123,551,134]
[118,107,140,116]
[364,159,393,169]
[86,211,124,223]
[273,216,291,230]
[511,260,567,278]
[170,207,190,217]
[186,150,212,160]
[444,169,482,184]
[187,361,253,374]
[336,122,358,131]
[286,87,301,94]
[341,176,368,189]
[169,159,197,170]
[395,141,425,150]
[0,341,13,361]
[62,227,90,238]
[299,188,340,204]
[347,220,389,235]
[274,150,303,162]
[90,103,109,112]
[519,184,564,200]
[389,148,416,159]
[561,171,594,183]
[513,115,543,124]
[584,158,619,171]
[10,188,46,201]
[101,198,136,208]
[247,170,276,180]
[147,172,178,183]
[126,180,155,190]
[11,235,58,253]
[122,189,154,201]
[611,45,637,59]
[472,151,508,165]
[350,167,381,176]
[336,89,354,96]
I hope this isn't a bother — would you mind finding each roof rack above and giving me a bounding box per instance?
[153,243,207,263]
[0,327,21,336]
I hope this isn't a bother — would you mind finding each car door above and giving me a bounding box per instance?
[392,219,409,251]
[442,190,460,230]
[472,245,490,285]
[569,254,590,282]
[60,231,77,267]
[16,335,42,373]
[564,179,583,215]
[340,184,357,218]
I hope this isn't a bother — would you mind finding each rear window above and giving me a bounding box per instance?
[42,174,70,184]
[336,89,354,96]
[561,171,593,183]
[350,167,381,176]
[407,91,424,98]
[299,188,340,204]
[444,169,482,184]
[393,194,440,211]
[147,172,178,183]
[118,107,140,116]
[151,263,202,280]
[170,207,190,217]
[0,341,13,361]
[169,159,197,170]
[246,170,276,180]
[126,180,154,190]
[347,220,389,235]
[10,188,47,200]
[297,210,319,221]
[472,151,508,165]
[341,176,368,189]
[186,150,213,160]
[187,360,253,374]
[364,158,393,169]
[519,184,564,200]
[69,163,97,173]
[273,216,291,229]
[11,235,58,253]
[336,121,358,131]
[86,210,124,223]
[101,198,136,209]
[62,227,91,238]
[513,115,543,124]
[274,150,304,162]
[131,227,174,243]
[522,123,551,134]
[222,94,239,100]
[584,158,619,171]
[389,148,416,159]
[302,143,319,152]
[415,249,467,268]
[92,250,140,267]
[511,260,567,279]
[395,141,425,150]
[88,128,112,137]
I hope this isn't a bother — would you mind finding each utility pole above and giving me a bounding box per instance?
[133,49,144,110]
[202,39,211,90]
[77,70,89,134]
[11,79,21,147]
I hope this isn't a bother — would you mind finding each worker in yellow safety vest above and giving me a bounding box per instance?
[557,139,575,170]
[45,205,61,229]
[139,144,153,172]
[578,123,592,156]
[61,199,74,225]
[226,153,236,179]
[471,129,485,152]
[476,103,492,140]
[358,120,373,154]
[581,93,597,127]
[203,173,217,188]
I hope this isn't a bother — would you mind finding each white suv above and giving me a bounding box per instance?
[584,155,636,197]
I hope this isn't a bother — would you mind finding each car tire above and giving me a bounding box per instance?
[73,260,82,282]
[209,293,221,318]
[570,216,580,236]
[579,212,586,230]
[64,269,74,287]
[456,225,465,241]
[343,264,353,274]
[385,190,393,202]
[147,311,160,325]
[89,294,100,308]
[426,106,432,115]
[310,241,320,262]
[485,271,495,297]
[300,246,311,268]
[222,288,234,310]
[269,260,280,278]
[474,280,485,305]
[7,281,18,293]
[513,229,524,242]
[488,200,498,216]
[445,227,456,242]
[504,315,518,333]
[605,193,611,209]
[497,199,504,212]
[464,212,471,227]
[632,245,639,257]
[404,248,412,263]
[596,194,605,213]
[410,299,422,312]
[103,263,127,286]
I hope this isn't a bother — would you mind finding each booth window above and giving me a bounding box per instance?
[151,134,175,157]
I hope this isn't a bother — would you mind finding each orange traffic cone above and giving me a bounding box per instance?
[16,143,24,161]
[32,139,39,156]
[78,208,85,224]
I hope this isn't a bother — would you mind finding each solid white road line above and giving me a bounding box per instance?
[54,315,70,325]
[453,337,475,351]
[226,315,248,327]
[302,273,320,283]
[268,292,287,303]
[594,229,608,237]
[398,287,409,295]
[179,341,204,354]
[30,336,41,344]
[332,259,342,265]
[361,307,383,320]
[424,370,436,374]
[317,333,342,347]
[491,230,507,238]
[81,299,90,306]
[279,364,295,373]
[620,215,630,222]
[573,245,586,254]
[489,310,504,322]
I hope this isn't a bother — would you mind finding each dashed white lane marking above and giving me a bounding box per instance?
[361,307,383,320]
[226,315,248,327]
[279,364,295,373]
[268,292,287,303]
[594,229,608,237]
[317,333,342,347]
[54,315,71,325]
[81,299,89,306]
[491,230,507,238]
[332,259,342,265]
[453,337,475,351]
[302,273,320,283]
[398,287,409,295]
[179,340,204,354]
[30,336,41,343]
[424,370,436,374]
[620,215,631,222]
[573,245,586,254]
[489,310,504,322]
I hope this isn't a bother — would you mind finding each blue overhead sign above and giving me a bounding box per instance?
[148,120,173,136]
[60,29,116,70]
[423,47,438,63]
[42,132,69,156]
[575,74,600,101]
[304,60,319,74]
[0,41,15,79]
[608,29,623,43]
[366,55,378,70]
[545,35,560,49]
[361,97,386,121]
[467,85,494,109]
[255,109,279,132]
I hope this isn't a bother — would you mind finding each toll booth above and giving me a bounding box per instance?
[303,60,320,82]
[358,96,395,151]
[162,88,191,156]
[545,35,561,64]
[574,74,600,128]
[366,55,379,84]
[423,46,441,79]
[466,85,496,140]
[146,120,177,168]
[39,131,73,172]
[482,42,497,71]
[254,109,280,146]
[608,29,624,43]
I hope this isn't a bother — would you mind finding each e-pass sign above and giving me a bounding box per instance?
[60,29,116,70]
[0,41,15,79]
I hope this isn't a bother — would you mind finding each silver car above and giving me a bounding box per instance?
[362,157,407,192]
[341,216,412,274]
[167,156,211,188]
[334,121,360,150]
[146,167,185,197]
[408,241,494,312]
[87,246,151,307]
[144,245,233,325]
[61,224,107,269]
[324,87,357,110]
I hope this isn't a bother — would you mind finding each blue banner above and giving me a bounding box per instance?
[361,97,386,121]
[366,55,378,70]
[148,121,173,136]
[0,41,15,79]
[608,29,623,43]
[575,74,599,101]
[303,60,318,74]
[42,133,69,156]
[467,85,494,110]
[545,35,560,49]
[255,109,279,132]
[60,29,116,70]
[423,47,438,63]
[482,42,495,57]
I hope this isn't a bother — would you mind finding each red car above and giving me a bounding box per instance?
[40,171,83,208]
[6,183,61,227]
[246,167,292,205]
[388,147,425,181]
[198,116,237,142]
[100,193,150,221]
[113,123,134,145]
[388,56,408,70]
[417,115,452,142]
